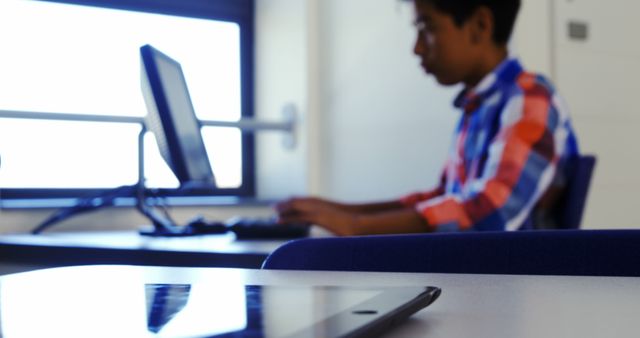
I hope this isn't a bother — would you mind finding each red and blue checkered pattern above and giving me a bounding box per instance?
[402,58,579,231]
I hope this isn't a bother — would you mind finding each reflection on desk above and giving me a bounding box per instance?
[1,265,639,338]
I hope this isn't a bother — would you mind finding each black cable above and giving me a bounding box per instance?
[31,185,137,234]
[31,184,228,237]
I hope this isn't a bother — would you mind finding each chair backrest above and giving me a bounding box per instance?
[262,230,640,276]
[556,155,597,229]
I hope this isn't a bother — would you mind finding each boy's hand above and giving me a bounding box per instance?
[274,197,361,236]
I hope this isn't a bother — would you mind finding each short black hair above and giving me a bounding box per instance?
[411,0,521,45]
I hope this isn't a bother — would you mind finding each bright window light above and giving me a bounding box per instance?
[0,0,243,190]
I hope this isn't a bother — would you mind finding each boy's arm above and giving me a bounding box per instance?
[349,208,431,236]
[275,170,446,236]
[275,197,430,236]
[333,200,408,214]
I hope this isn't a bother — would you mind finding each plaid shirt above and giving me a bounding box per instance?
[401,58,579,231]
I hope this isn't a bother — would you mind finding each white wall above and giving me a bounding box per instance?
[513,0,553,76]
[254,0,315,200]
[313,0,458,202]
[551,0,640,229]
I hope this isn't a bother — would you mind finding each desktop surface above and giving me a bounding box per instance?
[0,231,290,271]
[1,265,639,338]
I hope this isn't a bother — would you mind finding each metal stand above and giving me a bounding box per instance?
[0,103,298,149]
[135,126,196,237]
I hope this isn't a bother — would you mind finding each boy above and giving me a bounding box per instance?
[276,0,579,235]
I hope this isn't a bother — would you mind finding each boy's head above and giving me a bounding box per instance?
[408,0,521,87]
[417,0,521,45]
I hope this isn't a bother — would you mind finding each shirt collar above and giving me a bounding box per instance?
[454,58,524,113]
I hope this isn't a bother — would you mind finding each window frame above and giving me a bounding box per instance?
[0,0,256,201]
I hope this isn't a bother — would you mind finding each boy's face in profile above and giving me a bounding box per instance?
[412,1,482,87]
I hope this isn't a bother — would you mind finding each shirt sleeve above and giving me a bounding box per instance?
[416,74,565,232]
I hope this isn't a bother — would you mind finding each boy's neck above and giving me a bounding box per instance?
[464,47,509,89]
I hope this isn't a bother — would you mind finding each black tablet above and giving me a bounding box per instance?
[144,284,441,338]
[3,281,440,338]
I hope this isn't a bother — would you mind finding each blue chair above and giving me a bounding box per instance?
[555,154,597,229]
[262,229,640,276]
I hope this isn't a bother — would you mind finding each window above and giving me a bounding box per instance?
[0,0,255,200]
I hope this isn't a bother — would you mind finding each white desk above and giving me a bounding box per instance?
[1,265,638,338]
[0,231,289,273]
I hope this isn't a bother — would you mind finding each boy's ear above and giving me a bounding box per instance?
[468,6,494,44]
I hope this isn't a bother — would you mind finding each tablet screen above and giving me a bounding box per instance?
[147,284,387,337]
[0,282,440,338]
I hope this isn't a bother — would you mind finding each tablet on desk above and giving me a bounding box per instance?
[0,279,440,338]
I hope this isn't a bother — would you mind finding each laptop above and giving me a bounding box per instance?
[2,278,441,337]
